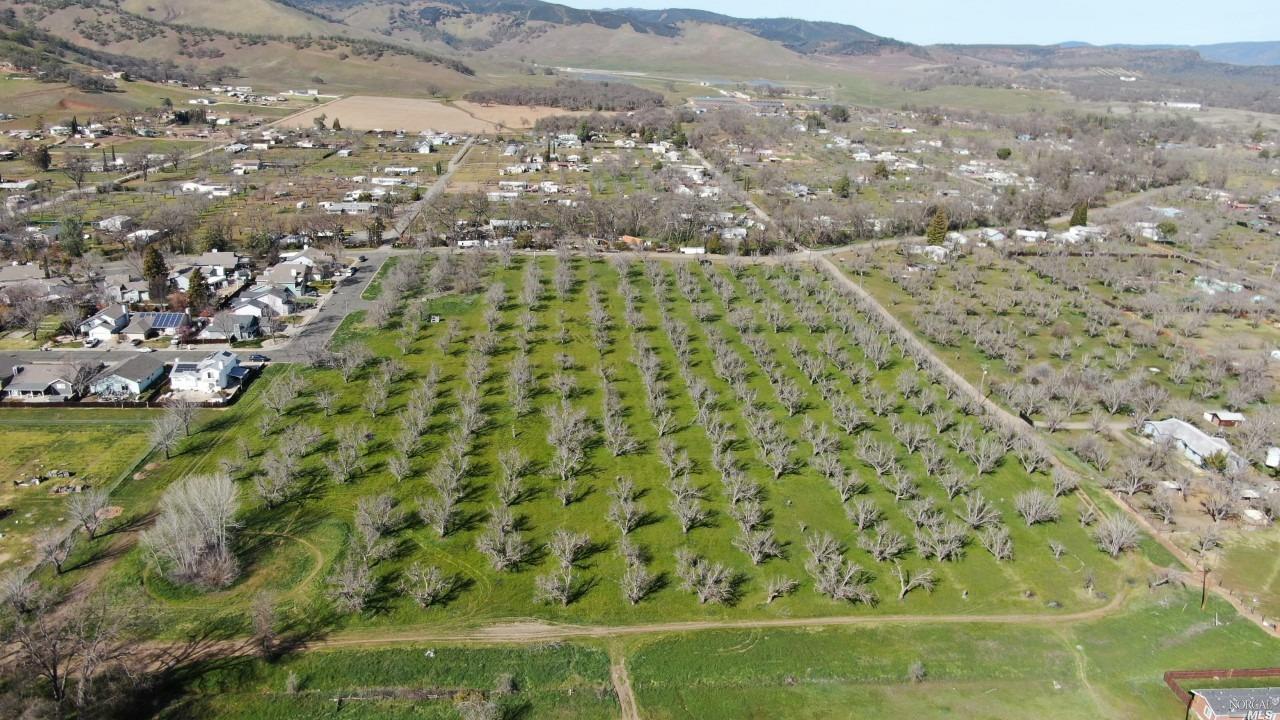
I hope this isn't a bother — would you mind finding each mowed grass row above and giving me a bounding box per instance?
[627,589,1277,719]
[82,254,1143,641]
[152,643,616,720]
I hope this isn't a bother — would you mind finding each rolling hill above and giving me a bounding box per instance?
[4,0,478,96]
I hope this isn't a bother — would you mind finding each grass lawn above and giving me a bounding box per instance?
[150,643,616,720]
[361,256,400,300]
[628,588,1276,719]
[0,408,155,572]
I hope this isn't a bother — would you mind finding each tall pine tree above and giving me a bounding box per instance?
[1070,202,1088,227]
[142,245,169,303]
[187,268,212,313]
[926,207,949,245]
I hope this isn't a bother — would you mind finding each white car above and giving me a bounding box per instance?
[135,346,155,353]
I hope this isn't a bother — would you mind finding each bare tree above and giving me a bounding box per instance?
[326,553,374,613]
[620,559,657,605]
[1013,490,1060,526]
[150,412,183,460]
[534,566,575,606]
[142,472,240,589]
[399,563,454,608]
[764,576,799,603]
[893,563,937,600]
[68,488,109,539]
[733,528,782,565]
[37,530,77,574]
[674,549,735,604]
[1093,514,1140,557]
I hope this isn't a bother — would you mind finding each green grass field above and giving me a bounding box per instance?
[0,408,155,572]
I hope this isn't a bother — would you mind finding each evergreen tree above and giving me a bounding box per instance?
[1069,202,1088,227]
[926,207,949,245]
[576,119,590,143]
[332,118,342,131]
[57,216,85,258]
[833,175,852,199]
[69,116,80,136]
[143,244,169,302]
[187,268,212,313]
[29,145,52,172]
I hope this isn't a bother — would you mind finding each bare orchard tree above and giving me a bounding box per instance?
[534,566,575,606]
[150,412,183,460]
[37,530,77,574]
[893,563,936,600]
[1013,490,1060,526]
[764,576,799,603]
[68,488,110,539]
[326,553,374,614]
[1093,514,1140,557]
[547,529,592,569]
[674,549,735,605]
[399,562,455,608]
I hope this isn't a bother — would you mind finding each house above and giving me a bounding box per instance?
[1,363,87,401]
[103,274,150,304]
[319,201,376,215]
[169,350,245,396]
[126,229,164,244]
[120,312,188,341]
[97,215,134,233]
[679,246,707,255]
[90,355,165,398]
[78,304,130,342]
[1015,229,1049,243]
[261,262,310,295]
[1204,411,1245,428]
[279,247,337,278]
[1188,688,1280,720]
[1142,418,1244,470]
[198,312,259,342]
[1266,447,1280,470]
[233,286,296,317]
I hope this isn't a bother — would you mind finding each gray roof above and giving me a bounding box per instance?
[1194,688,1280,715]
[4,364,76,393]
[101,355,164,383]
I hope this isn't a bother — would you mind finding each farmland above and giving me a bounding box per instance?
[71,253,1146,645]
[280,96,587,134]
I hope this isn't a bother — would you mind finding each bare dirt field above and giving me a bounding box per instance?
[279,96,590,133]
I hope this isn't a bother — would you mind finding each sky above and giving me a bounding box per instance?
[561,1,1277,46]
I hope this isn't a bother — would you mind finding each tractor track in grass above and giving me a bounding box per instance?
[144,588,1132,662]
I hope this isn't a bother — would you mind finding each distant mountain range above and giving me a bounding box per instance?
[1059,40,1280,65]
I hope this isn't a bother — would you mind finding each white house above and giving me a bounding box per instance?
[679,246,707,255]
[1142,418,1243,470]
[78,304,130,342]
[90,355,165,398]
[97,215,134,233]
[169,350,244,396]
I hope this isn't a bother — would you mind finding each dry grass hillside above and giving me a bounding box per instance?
[12,0,478,94]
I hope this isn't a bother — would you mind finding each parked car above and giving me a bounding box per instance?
[248,354,271,363]
[82,338,100,348]
[136,346,155,353]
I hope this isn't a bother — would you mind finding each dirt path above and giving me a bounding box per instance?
[609,652,641,720]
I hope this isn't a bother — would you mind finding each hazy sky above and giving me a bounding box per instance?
[563,1,1276,46]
